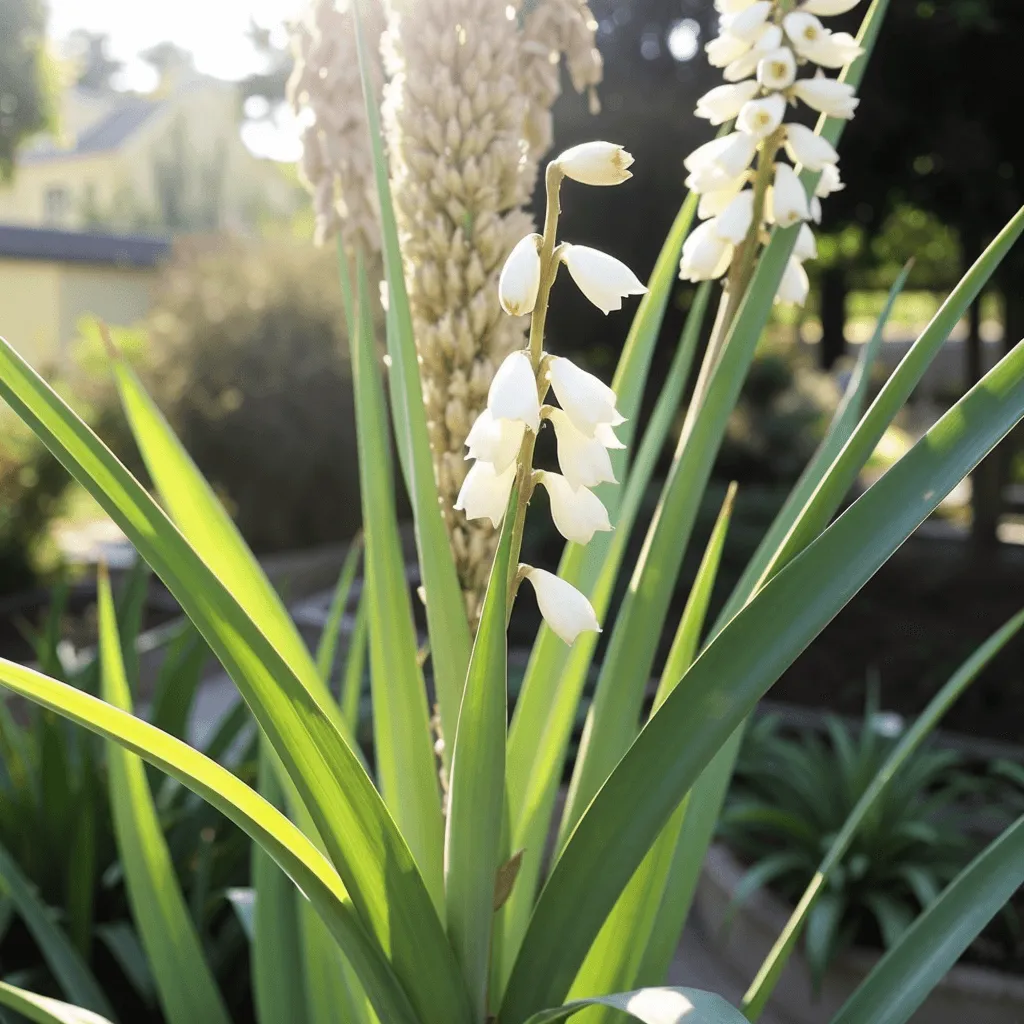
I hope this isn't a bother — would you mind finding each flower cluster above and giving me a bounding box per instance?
[679,0,863,305]
[455,142,645,646]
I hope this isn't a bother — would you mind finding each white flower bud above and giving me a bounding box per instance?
[499,234,542,316]
[488,351,540,431]
[695,81,759,125]
[815,162,845,197]
[721,1,773,41]
[555,141,635,186]
[454,459,517,527]
[757,47,797,90]
[536,471,613,546]
[775,256,810,306]
[698,182,745,219]
[737,93,786,140]
[799,0,861,14]
[546,408,617,490]
[783,123,840,172]
[785,13,864,68]
[464,408,525,472]
[680,221,734,282]
[767,163,810,227]
[792,73,860,119]
[706,32,752,69]
[810,195,823,223]
[522,566,601,646]
[547,356,625,435]
[560,244,647,315]
[754,23,784,50]
[723,47,763,83]
[685,132,758,179]
[794,223,818,261]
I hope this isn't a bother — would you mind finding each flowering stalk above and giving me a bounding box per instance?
[680,0,864,337]
[455,142,644,645]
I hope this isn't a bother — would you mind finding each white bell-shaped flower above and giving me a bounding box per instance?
[756,47,797,90]
[698,180,745,219]
[815,162,845,197]
[737,93,786,140]
[721,1,773,41]
[714,189,756,244]
[794,223,818,261]
[560,245,647,315]
[810,195,823,224]
[595,422,626,449]
[695,81,759,125]
[775,257,810,306]
[454,459,517,528]
[522,566,601,646]
[684,132,758,195]
[499,234,542,317]
[767,163,810,228]
[464,408,525,473]
[799,0,861,14]
[488,351,540,431]
[723,24,782,80]
[706,32,752,69]
[555,141,634,186]
[753,22,784,50]
[785,14,862,68]
[536,471,613,545]
[792,73,860,119]
[680,221,734,282]
[783,123,839,172]
[546,408,618,491]
[547,356,625,435]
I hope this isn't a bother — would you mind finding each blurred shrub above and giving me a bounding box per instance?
[717,343,837,486]
[141,238,363,553]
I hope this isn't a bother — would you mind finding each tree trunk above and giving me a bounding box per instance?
[819,267,847,370]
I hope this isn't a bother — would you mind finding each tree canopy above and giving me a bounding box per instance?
[0,0,51,179]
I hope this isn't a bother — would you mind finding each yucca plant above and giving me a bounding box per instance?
[0,1,1023,1023]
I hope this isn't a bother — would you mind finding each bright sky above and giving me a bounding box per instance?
[48,0,308,158]
[48,0,306,83]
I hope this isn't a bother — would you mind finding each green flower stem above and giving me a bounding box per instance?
[506,163,564,602]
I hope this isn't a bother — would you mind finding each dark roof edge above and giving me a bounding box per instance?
[0,224,171,267]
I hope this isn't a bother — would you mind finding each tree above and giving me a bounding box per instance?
[0,0,52,180]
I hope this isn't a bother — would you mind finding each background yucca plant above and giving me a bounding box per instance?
[0,0,1023,1023]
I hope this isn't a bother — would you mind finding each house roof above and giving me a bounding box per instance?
[22,99,164,164]
[0,225,170,267]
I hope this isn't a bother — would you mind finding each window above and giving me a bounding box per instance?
[43,186,70,226]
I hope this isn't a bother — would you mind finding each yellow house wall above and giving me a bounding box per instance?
[0,259,62,370]
[0,258,155,372]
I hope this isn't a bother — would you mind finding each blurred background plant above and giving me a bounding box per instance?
[720,706,993,989]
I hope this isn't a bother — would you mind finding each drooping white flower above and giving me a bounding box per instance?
[454,459,517,527]
[799,0,861,14]
[499,234,542,317]
[698,181,745,219]
[706,32,752,69]
[721,23,782,81]
[815,162,845,196]
[794,222,818,261]
[695,81,760,125]
[680,220,735,282]
[783,123,839,172]
[737,93,786,140]
[775,256,810,306]
[684,133,758,195]
[721,1,773,41]
[488,351,540,431]
[464,408,525,472]
[785,13,863,68]
[792,73,860,119]
[754,23,784,51]
[536,471,613,545]
[767,163,810,227]
[522,566,601,645]
[547,356,625,435]
[757,47,797,90]
[810,195,822,223]
[546,408,617,490]
[595,422,625,449]
[560,245,647,315]
[715,189,756,244]
[555,142,634,186]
